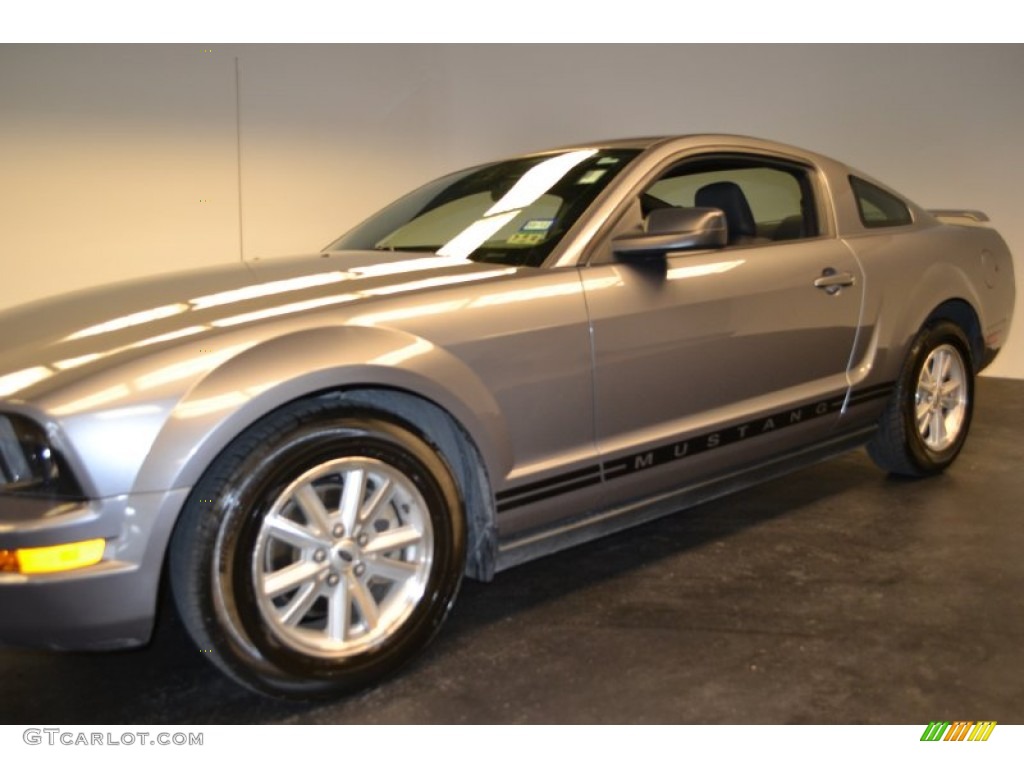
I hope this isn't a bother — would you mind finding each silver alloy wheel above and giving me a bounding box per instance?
[914,343,968,452]
[252,456,434,658]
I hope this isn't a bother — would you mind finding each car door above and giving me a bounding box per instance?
[582,154,864,500]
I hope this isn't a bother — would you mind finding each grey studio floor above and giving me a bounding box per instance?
[1,377,1022,725]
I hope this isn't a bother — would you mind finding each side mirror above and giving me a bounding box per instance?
[612,207,727,257]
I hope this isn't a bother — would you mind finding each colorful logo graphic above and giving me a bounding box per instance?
[920,721,997,742]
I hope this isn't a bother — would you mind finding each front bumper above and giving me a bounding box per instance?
[0,487,189,650]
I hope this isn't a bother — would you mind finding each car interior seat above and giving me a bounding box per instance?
[771,214,806,241]
[694,181,760,245]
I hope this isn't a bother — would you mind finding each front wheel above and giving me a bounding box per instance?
[169,402,466,699]
[867,321,975,477]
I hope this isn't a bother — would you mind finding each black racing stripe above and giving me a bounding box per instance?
[495,473,602,512]
[847,381,895,405]
[601,463,629,478]
[606,395,845,481]
[495,464,601,502]
[494,382,896,514]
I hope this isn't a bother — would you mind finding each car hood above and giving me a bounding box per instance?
[0,250,519,403]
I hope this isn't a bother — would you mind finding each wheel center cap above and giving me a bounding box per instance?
[332,539,361,566]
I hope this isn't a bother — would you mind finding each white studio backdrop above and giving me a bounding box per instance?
[1,44,1022,376]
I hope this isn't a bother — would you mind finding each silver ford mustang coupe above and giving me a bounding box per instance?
[0,135,1015,698]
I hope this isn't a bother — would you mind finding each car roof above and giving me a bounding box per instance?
[547,134,828,158]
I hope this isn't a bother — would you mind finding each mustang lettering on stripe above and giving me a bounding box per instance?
[495,382,894,513]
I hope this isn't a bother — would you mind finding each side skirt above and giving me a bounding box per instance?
[494,426,876,572]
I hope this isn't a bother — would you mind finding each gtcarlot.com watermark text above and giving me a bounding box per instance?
[23,728,203,747]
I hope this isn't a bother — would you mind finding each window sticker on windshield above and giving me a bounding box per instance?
[507,232,546,246]
[520,218,554,233]
[577,169,607,185]
[596,156,620,166]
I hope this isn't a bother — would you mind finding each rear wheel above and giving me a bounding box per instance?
[170,402,466,699]
[867,321,974,476]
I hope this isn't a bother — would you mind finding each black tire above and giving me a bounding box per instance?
[169,400,466,699]
[867,321,975,477]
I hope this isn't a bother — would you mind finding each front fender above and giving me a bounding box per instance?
[132,325,510,495]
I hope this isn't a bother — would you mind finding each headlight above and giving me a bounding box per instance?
[0,413,84,498]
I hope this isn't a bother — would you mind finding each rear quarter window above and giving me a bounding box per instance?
[850,175,913,228]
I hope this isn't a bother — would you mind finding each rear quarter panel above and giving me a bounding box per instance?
[842,220,1015,392]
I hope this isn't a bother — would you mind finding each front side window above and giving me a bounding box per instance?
[850,176,913,228]
[642,157,819,244]
[326,149,640,267]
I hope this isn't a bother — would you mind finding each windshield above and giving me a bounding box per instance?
[325,148,641,267]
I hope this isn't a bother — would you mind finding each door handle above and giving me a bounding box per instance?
[814,268,856,295]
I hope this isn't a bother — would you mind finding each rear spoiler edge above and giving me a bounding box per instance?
[928,209,991,225]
